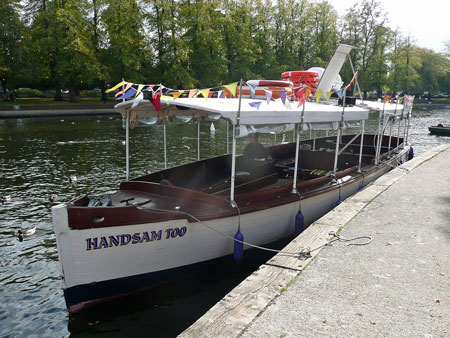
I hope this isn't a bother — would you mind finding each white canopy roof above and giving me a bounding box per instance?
[356,100,409,115]
[115,96,370,126]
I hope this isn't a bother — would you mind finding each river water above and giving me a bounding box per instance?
[0,104,449,337]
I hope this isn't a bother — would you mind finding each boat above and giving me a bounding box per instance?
[428,124,450,135]
[51,44,415,314]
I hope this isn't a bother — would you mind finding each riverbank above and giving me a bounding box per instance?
[180,144,450,337]
[0,105,118,118]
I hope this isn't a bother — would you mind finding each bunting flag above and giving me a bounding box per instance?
[249,84,256,98]
[384,94,389,103]
[326,92,332,103]
[285,99,292,110]
[297,88,306,108]
[208,91,213,98]
[105,81,126,93]
[249,102,262,110]
[173,91,182,100]
[115,82,134,97]
[306,87,311,98]
[316,91,322,103]
[135,84,145,98]
[398,98,402,104]
[131,92,144,109]
[219,90,224,98]
[336,89,343,100]
[279,90,287,105]
[116,87,137,100]
[188,89,198,98]
[265,89,272,105]
[151,92,161,115]
[199,89,210,100]
[224,82,238,98]
[348,71,358,91]
[165,88,175,94]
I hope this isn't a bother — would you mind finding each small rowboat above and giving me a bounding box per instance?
[428,124,450,135]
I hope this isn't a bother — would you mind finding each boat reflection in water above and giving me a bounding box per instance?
[52,44,415,315]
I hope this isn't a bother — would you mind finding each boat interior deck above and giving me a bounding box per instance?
[73,134,403,209]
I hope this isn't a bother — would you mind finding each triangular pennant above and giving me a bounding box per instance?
[116,87,137,100]
[105,81,126,93]
[297,88,305,108]
[131,92,144,109]
[306,87,311,98]
[151,92,161,115]
[249,84,256,98]
[199,89,210,100]
[165,88,175,94]
[173,92,181,100]
[188,89,197,99]
[336,89,343,99]
[279,90,287,105]
[115,82,134,97]
[249,102,262,110]
[135,84,145,97]
[316,91,322,103]
[326,92,332,103]
[285,99,292,110]
[219,90,224,98]
[398,98,402,104]
[224,82,238,98]
[265,89,272,105]
[384,94,388,103]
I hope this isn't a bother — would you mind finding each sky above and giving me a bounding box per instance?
[328,0,449,53]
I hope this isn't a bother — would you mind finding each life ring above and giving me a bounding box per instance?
[247,80,293,87]
[281,71,318,79]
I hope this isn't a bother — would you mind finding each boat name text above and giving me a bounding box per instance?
[85,227,187,251]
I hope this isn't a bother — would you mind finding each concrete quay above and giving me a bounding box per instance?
[180,144,450,338]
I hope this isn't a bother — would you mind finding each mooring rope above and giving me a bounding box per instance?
[135,205,372,260]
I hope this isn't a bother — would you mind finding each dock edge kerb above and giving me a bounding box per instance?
[178,143,450,338]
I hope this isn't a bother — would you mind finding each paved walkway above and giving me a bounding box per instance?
[180,144,450,338]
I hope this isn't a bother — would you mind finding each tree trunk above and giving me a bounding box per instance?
[100,82,107,103]
[55,86,63,101]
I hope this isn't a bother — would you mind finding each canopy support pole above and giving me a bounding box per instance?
[230,80,243,204]
[292,85,306,194]
[333,87,347,175]
[375,101,385,165]
[358,119,365,173]
[312,130,316,151]
[387,117,393,157]
[230,125,237,203]
[125,109,130,181]
[163,123,167,169]
[226,121,229,154]
[396,109,402,149]
[291,123,300,194]
[197,121,200,161]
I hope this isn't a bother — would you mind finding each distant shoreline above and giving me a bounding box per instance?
[0,106,119,118]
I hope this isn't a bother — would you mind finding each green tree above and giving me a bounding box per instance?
[0,0,29,100]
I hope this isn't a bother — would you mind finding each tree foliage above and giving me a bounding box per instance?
[2,0,450,100]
